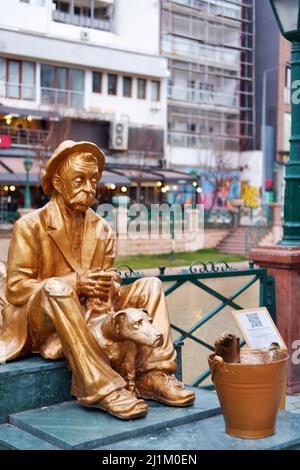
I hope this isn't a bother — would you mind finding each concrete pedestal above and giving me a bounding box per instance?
[250,245,300,394]
[269,203,283,244]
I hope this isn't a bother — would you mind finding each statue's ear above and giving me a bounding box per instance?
[112,310,126,335]
[52,175,63,194]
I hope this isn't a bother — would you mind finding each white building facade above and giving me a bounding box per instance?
[0,0,168,177]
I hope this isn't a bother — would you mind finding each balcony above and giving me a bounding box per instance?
[168,131,239,151]
[0,126,50,147]
[0,81,35,101]
[162,35,240,69]
[41,87,84,109]
[168,85,239,110]
[169,0,241,20]
[52,10,110,31]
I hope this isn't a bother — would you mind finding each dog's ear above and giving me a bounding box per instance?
[112,310,126,336]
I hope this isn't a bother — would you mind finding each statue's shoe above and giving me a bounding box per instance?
[135,372,195,407]
[92,388,148,420]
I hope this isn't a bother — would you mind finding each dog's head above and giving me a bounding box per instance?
[111,308,163,348]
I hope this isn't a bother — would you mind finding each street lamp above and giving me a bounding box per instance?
[270,0,300,42]
[270,0,300,245]
[23,158,33,209]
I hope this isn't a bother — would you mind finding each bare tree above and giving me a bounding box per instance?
[35,118,72,179]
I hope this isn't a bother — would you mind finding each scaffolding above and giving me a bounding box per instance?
[161,0,255,163]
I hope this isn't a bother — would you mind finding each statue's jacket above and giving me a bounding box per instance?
[0,198,115,363]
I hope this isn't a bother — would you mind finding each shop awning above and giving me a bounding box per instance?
[0,157,195,186]
[106,167,197,184]
[0,157,131,186]
[99,170,131,186]
[0,106,59,121]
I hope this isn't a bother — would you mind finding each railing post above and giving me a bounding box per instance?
[174,341,184,382]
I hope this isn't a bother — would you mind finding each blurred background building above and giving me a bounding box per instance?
[1,0,192,211]
[162,0,255,166]
[161,0,259,210]
[255,0,291,206]
[0,0,286,224]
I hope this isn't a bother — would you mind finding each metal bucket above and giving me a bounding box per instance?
[208,350,288,439]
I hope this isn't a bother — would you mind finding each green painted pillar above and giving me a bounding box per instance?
[23,158,33,210]
[24,170,31,209]
[280,41,300,245]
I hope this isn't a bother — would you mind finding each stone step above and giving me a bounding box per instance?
[218,243,246,249]
[0,356,72,423]
[218,245,246,251]
[7,389,220,450]
[98,411,300,451]
[0,345,183,424]
[0,424,59,450]
[218,249,246,253]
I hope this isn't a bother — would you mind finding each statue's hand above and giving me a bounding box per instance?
[77,269,112,301]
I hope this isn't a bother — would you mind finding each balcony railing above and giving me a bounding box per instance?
[170,0,241,20]
[168,85,239,109]
[52,10,110,31]
[168,131,239,151]
[0,81,36,101]
[0,126,50,147]
[41,87,84,109]
[162,35,240,68]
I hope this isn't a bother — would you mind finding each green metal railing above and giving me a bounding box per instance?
[117,260,276,388]
[204,209,234,229]
[0,211,20,224]
[244,205,274,255]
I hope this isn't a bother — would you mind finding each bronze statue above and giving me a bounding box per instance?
[0,140,195,420]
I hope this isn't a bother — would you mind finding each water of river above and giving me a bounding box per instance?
[166,276,259,385]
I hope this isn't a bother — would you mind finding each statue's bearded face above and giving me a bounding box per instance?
[54,152,100,212]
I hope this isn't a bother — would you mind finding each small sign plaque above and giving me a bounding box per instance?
[232,307,287,350]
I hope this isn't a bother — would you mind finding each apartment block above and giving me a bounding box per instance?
[161,0,255,171]
[0,0,178,210]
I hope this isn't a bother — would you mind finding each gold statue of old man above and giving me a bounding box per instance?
[0,140,195,420]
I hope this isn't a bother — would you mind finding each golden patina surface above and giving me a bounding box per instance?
[0,140,195,419]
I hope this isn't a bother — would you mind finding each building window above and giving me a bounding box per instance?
[108,74,118,95]
[92,71,102,93]
[41,64,84,108]
[137,78,146,99]
[74,5,91,17]
[0,58,35,100]
[123,76,132,97]
[53,1,69,13]
[151,80,160,101]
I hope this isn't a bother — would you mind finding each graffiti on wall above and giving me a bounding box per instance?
[240,181,260,208]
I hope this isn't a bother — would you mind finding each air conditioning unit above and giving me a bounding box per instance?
[109,121,128,150]
[80,30,90,41]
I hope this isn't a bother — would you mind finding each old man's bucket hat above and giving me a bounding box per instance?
[42,140,105,196]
